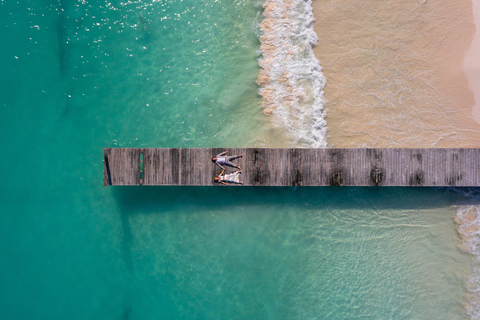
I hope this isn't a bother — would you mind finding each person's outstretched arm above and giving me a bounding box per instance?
[215,162,225,170]
[216,151,228,157]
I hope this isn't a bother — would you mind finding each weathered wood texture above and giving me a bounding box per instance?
[103,148,480,186]
[103,148,141,186]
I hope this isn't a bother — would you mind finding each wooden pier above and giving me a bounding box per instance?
[103,148,480,187]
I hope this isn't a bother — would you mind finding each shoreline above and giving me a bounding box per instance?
[466,0,480,124]
[257,0,327,148]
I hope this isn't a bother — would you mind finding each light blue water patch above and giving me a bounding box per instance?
[0,0,477,319]
[114,187,472,320]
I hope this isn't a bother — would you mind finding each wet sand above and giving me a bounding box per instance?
[466,0,480,123]
[312,0,480,147]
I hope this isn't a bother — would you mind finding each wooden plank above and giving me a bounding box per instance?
[103,148,141,186]
[103,148,480,187]
[143,148,180,185]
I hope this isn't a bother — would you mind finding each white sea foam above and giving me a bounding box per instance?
[455,200,480,319]
[258,0,327,147]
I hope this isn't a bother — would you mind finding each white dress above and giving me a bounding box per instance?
[220,171,241,184]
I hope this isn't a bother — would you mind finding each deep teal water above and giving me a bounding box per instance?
[0,0,477,319]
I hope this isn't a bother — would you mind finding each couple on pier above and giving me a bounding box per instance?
[212,151,243,185]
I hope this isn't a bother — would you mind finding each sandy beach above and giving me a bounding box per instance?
[312,0,480,148]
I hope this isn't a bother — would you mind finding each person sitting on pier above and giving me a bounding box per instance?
[212,150,243,170]
[214,169,243,186]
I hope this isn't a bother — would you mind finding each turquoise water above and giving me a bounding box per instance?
[0,0,476,319]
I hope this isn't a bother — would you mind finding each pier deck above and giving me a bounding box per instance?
[103,148,480,187]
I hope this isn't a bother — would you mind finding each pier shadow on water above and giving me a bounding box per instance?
[112,186,480,216]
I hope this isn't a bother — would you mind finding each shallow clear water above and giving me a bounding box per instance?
[0,0,476,319]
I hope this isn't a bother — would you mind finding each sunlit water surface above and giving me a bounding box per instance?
[0,0,476,319]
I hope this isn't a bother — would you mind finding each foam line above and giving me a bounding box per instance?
[455,204,480,319]
[258,0,327,147]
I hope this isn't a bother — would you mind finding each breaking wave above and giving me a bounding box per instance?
[257,0,327,147]
[455,199,480,319]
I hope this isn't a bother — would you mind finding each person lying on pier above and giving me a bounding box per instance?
[214,169,243,186]
[212,150,243,170]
